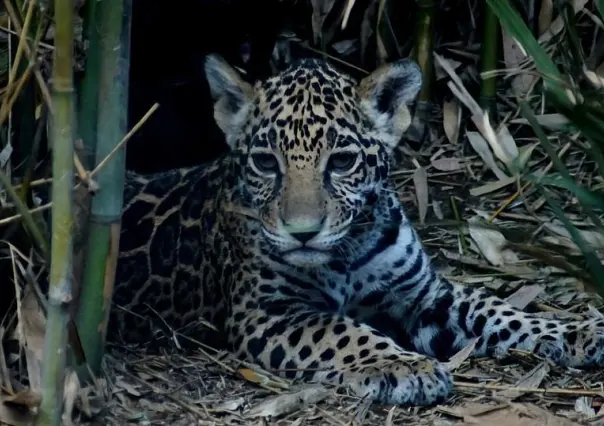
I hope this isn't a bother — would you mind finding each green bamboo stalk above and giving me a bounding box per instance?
[407,0,435,143]
[414,0,435,104]
[36,0,74,423]
[76,0,101,169]
[75,0,132,377]
[480,1,499,122]
[69,0,101,316]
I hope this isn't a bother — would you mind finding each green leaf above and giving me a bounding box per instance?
[519,101,604,229]
[485,0,572,108]
[539,186,604,297]
[528,174,604,210]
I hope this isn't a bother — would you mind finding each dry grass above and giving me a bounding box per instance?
[0,0,604,424]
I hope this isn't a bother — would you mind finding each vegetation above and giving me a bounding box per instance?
[0,0,600,423]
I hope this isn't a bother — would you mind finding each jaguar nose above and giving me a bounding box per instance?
[291,230,320,244]
[282,216,326,244]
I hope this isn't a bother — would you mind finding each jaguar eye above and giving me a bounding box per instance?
[251,153,279,173]
[327,152,358,173]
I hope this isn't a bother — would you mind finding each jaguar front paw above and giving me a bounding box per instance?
[346,355,453,405]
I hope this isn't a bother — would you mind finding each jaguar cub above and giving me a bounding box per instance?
[112,54,604,405]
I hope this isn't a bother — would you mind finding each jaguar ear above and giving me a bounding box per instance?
[204,54,254,147]
[357,59,422,150]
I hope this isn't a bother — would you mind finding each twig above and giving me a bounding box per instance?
[2,0,90,187]
[1,0,36,108]
[117,367,226,418]
[455,381,604,397]
[90,103,160,178]
[0,202,51,226]
[0,170,49,256]
[0,25,54,50]
[489,141,572,222]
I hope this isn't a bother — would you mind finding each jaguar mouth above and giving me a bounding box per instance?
[282,247,332,266]
[283,246,328,255]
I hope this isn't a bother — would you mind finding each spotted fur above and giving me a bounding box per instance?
[111,54,604,406]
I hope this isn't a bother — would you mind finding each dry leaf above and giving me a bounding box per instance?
[583,66,604,89]
[466,132,508,180]
[538,0,554,35]
[497,362,550,400]
[478,114,517,169]
[413,167,429,225]
[215,397,246,412]
[510,114,570,130]
[453,402,576,426]
[443,98,461,144]
[596,60,604,78]
[385,406,396,426]
[115,378,142,397]
[519,403,580,426]
[310,0,337,44]
[432,199,444,220]
[431,157,463,172]
[435,57,462,80]
[435,53,483,117]
[435,53,519,171]
[445,338,478,370]
[238,368,290,391]
[515,143,539,171]
[0,327,13,395]
[2,390,41,408]
[245,385,331,418]
[574,397,596,418]
[0,402,35,426]
[467,216,519,266]
[505,285,544,310]
[501,27,535,96]
[352,397,372,425]
[18,285,46,393]
[375,0,393,63]
[332,39,357,56]
[544,223,604,249]
[341,0,355,29]
[438,403,508,422]
[539,0,590,43]
[62,370,80,426]
[360,0,378,61]
[496,125,519,164]
[470,176,516,197]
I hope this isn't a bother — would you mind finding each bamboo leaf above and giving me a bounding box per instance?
[539,187,604,296]
[485,0,572,108]
[597,0,604,20]
[519,101,604,230]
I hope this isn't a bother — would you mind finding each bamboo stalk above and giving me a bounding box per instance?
[480,1,500,122]
[75,0,132,376]
[76,0,101,169]
[407,0,435,142]
[35,0,74,423]
[68,0,102,326]
[414,0,435,104]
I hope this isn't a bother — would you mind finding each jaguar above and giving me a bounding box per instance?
[110,53,604,405]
